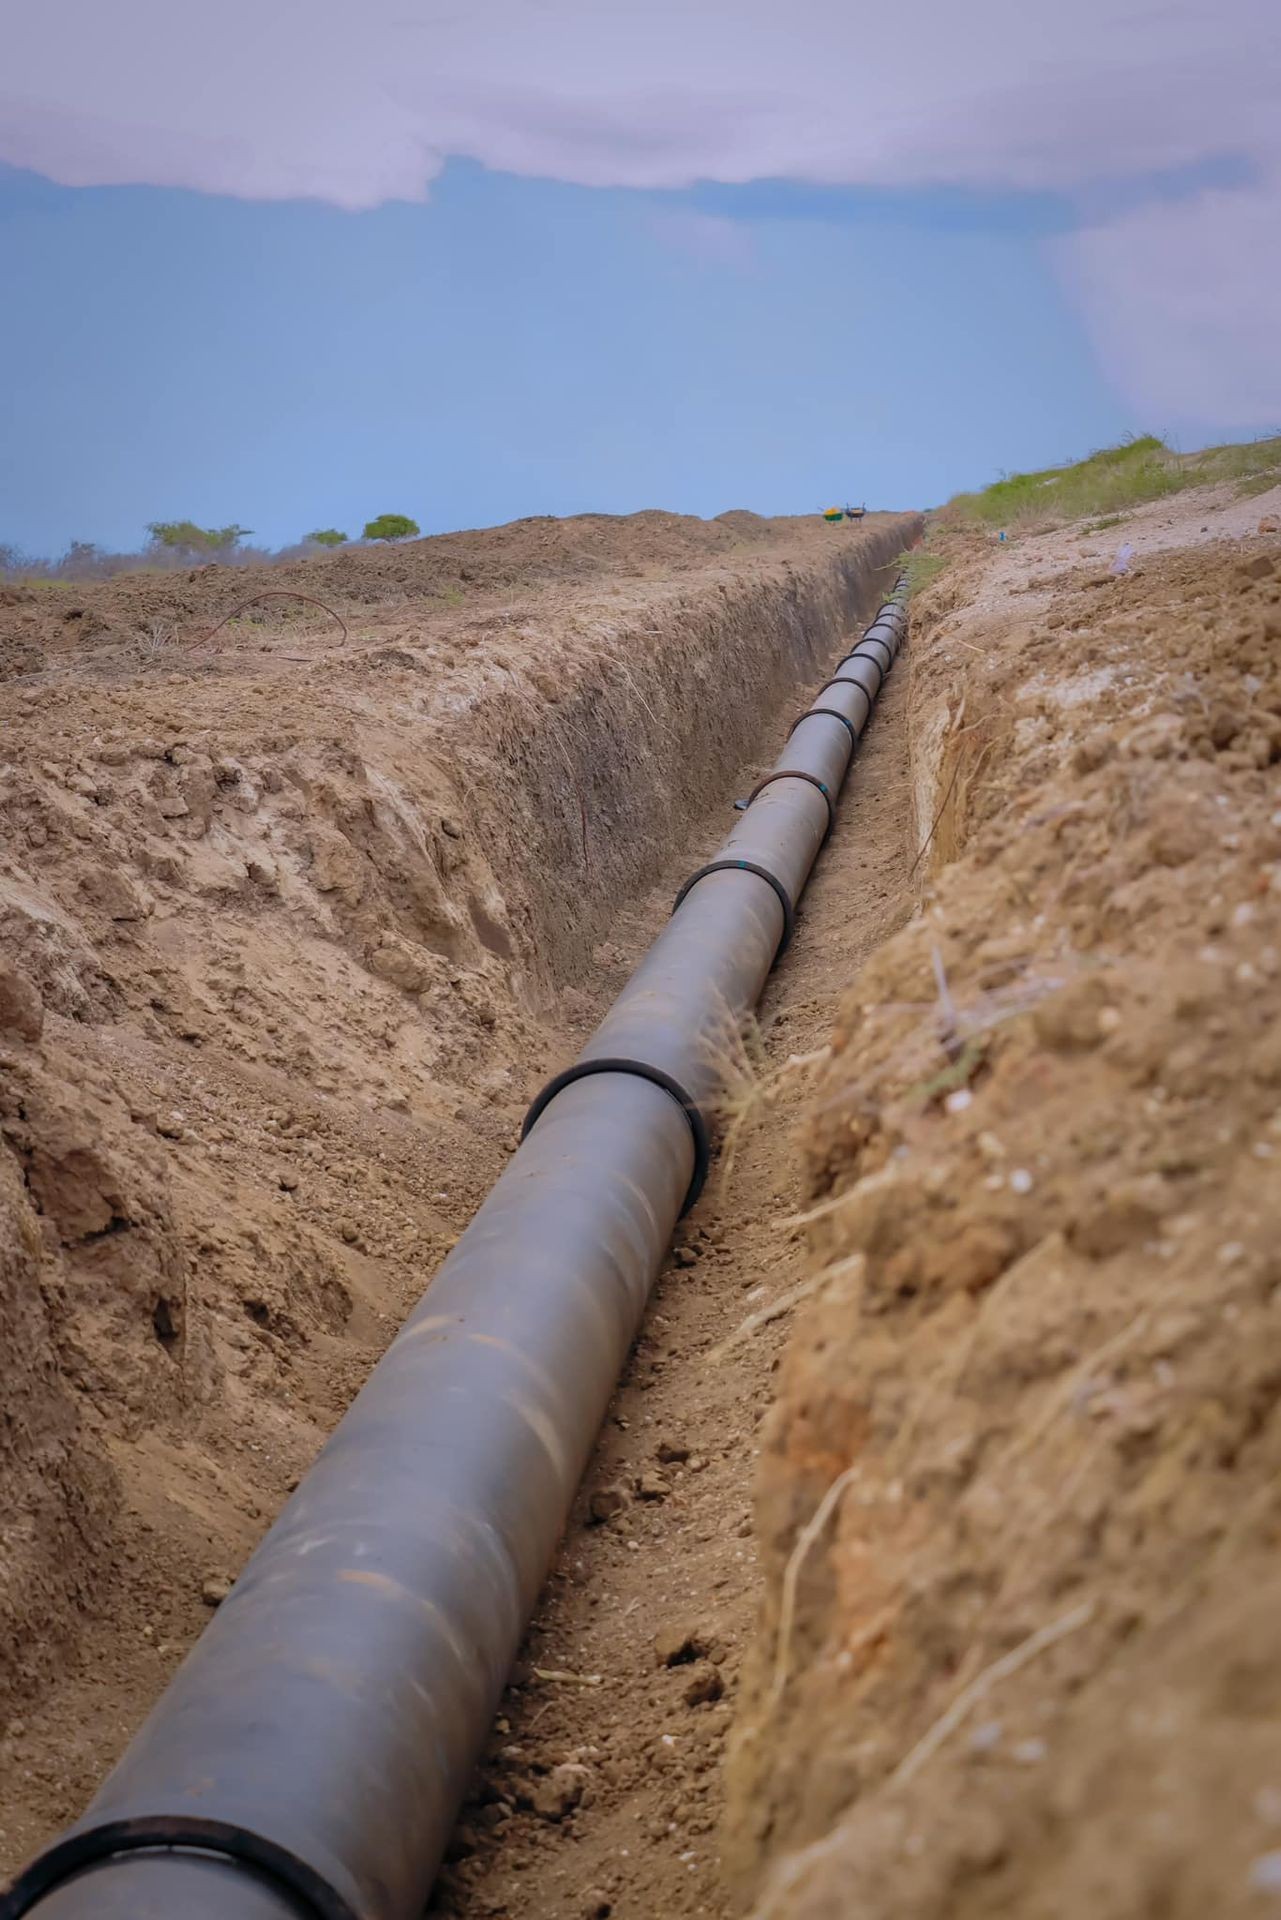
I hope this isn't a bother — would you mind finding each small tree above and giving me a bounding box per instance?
[362,513,420,542]
[146,520,252,558]
[60,540,103,579]
[305,528,347,547]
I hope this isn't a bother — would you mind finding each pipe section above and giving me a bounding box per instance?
[2,579,911,1920]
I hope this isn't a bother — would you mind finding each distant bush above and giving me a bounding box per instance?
[305,528,348,547]
[362,513,420,542]
[147,520,253,558]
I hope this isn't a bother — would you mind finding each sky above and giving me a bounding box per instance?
[1,0,1278,555]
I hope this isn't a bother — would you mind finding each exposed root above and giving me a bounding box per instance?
[888,1598,1096,1790]
[201,590,349,647]
[707,1268,842,1366]
[768,1464,859,1710]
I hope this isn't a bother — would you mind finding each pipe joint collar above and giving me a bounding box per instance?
[521,1058,712,1214]
[745,768,836,841]
[788,705,859,749]
[672,857,796,957]
[0,1817,358,1920]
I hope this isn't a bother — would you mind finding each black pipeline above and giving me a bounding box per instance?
[2,578,912,1920]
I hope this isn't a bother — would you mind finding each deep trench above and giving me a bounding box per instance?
[437,614,922,1919]
[1,534,921,1920]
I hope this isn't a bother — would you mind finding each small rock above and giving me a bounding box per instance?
[588,1484,629,1524]
[368,937,436,994]
[1071,725,1116,774]
[1257,515,1279,536]
[656,1437,690,1464]
[580,1892,612,1919]
[201,1574,233,1608]
[0,962,44,1042]
[531,1762,589,1822]
[672,1244,701,1268]
[636,1470,670,1502]
[338,1220,361,1246]
[682,1662,724,1707]
[1032,974,1114,1051]
[79,865,150,920]
[278,1171,299,1192]
[1148,809,1201,868]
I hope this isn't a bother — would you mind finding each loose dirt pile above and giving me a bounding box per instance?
[0,507,911,1874]
[729,491,1281,1918]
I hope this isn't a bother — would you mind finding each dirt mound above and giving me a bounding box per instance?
[0,509,844,682]
[0,507,912,1871]
[727,529,1281,1916]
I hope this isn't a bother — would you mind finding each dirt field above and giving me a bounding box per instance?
[3,477,1279,1919]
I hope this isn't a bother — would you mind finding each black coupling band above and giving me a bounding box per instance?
[788,705,858,749]
[522,1058,712,1214]
[0,1817,358,1920]
[746,768,836,841]
[672,857,796,956]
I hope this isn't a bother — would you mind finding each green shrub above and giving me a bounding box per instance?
[898,549,947,597]
[362,513,420,542]
[306,528,348,546]
[945,433,1281,531]
[146,519,252,556]
[1235,471,1281,500]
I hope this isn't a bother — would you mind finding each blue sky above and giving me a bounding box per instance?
[3,2,1278,557]
[1,161,1131,553]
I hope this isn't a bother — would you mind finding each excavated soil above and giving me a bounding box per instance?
[730,484,1281,1919]
[0,508,913,1875]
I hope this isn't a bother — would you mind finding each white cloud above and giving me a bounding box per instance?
[3,0,1279,428]
[5,1,1277,205]
[1055,175,1281,431]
